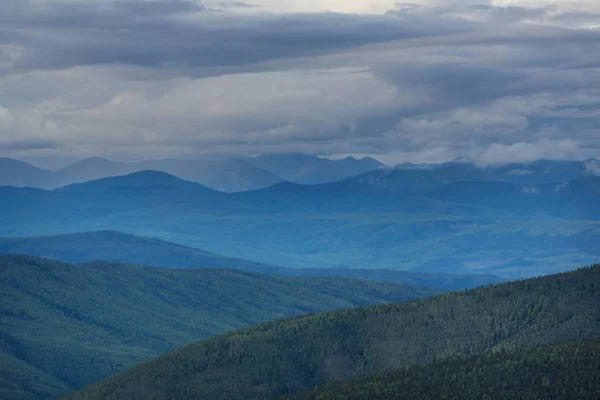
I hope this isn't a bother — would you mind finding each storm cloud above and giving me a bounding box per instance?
[0,0,599,164]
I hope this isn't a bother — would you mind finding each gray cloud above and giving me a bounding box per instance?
[585,160,600,176]
[0,138,60,150]
[0,0,599,164]
[0,0,470,75]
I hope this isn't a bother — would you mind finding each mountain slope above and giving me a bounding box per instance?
[53,157,138,187]
[246,153,384,184]
[142,158,282,192]
[349,159,590,190]
[63,264,600,400]
[288,338,600,400]
[0,255,441,400]
[0,231,504,290]
[0,158,53,188]
[56,170,216,195]
[233,180,462,214]
[0,230,274,272]
[421,177,600,220]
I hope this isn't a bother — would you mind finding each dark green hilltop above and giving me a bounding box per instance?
[62,264,600,400]
[0,255,442,400]
[287,338,600,400]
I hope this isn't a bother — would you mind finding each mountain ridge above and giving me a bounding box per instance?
[63,263,600,400]
[0,254,442,400]
[0,230,505,290]
[1,170,599,277]
[0,153,388,192]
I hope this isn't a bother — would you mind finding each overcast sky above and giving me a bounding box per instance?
[1,0,599,165]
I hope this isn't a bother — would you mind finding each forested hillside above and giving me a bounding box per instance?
[0,255,440,400]
[63,264,600,400]
[288,338,600,400]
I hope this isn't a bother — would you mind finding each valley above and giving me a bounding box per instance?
[0,255,441,400]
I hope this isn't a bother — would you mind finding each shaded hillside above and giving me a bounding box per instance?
[0,230,274,272]
[0,231,504,290]
[233,181,475,215]
[0,158,53,189]
[64,265,600,400]
[288,338,600,400]
[0,255,441,400]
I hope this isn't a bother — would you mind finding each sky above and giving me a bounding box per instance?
[1,0,600,165]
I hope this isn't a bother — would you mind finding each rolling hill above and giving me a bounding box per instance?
[288,338,600,400]
[0,230,273,272]
[1,171,600,278]
[63,264,600,400]
[0,231,505,290]
[0,255,442,400]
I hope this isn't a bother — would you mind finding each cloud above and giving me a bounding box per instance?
[0,0,460,75]
[474,140,584,166]
[554,181,570,192]
[522,186,539,194]
[0,138,59,150]
[0,0,599,163]
[585,160,600,176]
[0,105,14,125]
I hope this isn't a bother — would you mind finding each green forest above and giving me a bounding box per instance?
[63,264,600,400]
[0,255,439,400]
[287,338,600,400]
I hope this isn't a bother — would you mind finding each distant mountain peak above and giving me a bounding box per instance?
[360,156,383,163]
[0,157,41,167]
[102,170,195,185]
[71,156,114,165]
[57,170,213,192]
[449,156,470,164]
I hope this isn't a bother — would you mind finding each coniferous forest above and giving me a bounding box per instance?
[62,265,600,400]
[287,339,600,400]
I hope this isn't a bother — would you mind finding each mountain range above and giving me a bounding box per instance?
[1,166,599,277]
[1,154,385,192]
[0,230,505,291]
[0,255,442,400]
[350,159,597,189]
